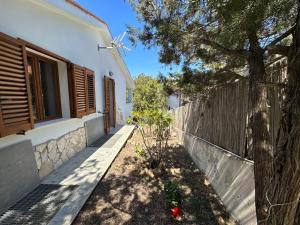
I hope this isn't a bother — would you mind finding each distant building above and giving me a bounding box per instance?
[167,93,181,109]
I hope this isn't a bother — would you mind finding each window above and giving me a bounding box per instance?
[27,54,61,122]
[126,88,132,103]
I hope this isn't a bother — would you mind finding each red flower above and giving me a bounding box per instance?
[171,207,181,218]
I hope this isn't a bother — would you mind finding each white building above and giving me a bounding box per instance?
[0,0,134,213]
[167,93,181,109]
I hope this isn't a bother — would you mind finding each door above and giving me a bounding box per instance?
[104,76,116,134]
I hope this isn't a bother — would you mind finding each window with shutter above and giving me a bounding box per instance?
[69,64,96,118]
[0,33,34,137]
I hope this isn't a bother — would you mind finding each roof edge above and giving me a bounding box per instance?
[65,0,135,88]
[65,0,107,26]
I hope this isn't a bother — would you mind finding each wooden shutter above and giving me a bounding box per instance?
[71,64,87,117]
[111,79,116,127]
[86,69,96,114]
[69,64,96,118]
[104,76,110,133]
[0,33,34,137]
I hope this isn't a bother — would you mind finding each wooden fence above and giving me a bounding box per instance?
[171,57,287,160]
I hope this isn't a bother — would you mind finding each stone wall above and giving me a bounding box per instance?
[33,127,86,178]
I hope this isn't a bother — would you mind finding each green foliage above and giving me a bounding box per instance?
[135,146,146,157]
[128,0,297,99]
[163,180,181,207]
[128,0,296,69]
[132,109,172,165]
[133,74,167,113]
[158,68,245,101]
[130,74,172,167]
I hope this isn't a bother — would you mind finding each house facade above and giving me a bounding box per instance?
[0,0,134,213]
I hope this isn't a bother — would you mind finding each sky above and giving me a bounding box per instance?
[75,0,182,78]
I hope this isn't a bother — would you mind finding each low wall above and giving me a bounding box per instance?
[33,115,107,178]
[85,115,105,146]
[33,127,87,178]
[175,128,257,225]
[0,140,40,214]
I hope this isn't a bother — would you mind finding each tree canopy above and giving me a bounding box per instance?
[132,74,167,113]
[128,0,297,74]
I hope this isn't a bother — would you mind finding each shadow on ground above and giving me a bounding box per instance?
[72,132,237,225]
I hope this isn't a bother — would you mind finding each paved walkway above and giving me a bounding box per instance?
[47,125,135,225]
[0,125,134,225]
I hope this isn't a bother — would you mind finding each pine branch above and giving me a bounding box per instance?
[265,26,295,48]
[200,38,249,57]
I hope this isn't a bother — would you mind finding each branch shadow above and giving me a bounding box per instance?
[72,139,237,225]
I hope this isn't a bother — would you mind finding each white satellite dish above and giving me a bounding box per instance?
[98,32,131,51]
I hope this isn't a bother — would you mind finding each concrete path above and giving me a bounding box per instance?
[45,125,135,225]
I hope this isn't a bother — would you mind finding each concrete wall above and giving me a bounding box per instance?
[0,140,40,214]
[175,128,257,225]
[124,103,133,123]
[85,115,105,146]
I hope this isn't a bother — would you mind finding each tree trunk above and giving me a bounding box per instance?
[247,36,273,225]
[267,6,300,224]
[294,205,300,225]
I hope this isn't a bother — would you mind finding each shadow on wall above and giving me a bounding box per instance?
[176,129,257,225]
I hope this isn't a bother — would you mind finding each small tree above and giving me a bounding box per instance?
[134,109,172,168]
[130,74,172,168]
[133,74,166,112]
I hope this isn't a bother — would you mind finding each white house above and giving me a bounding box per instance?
[0,0,134,214]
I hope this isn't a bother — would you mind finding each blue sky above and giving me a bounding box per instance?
[76,0,181,78]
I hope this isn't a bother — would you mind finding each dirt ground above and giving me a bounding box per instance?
[73,130,237,225]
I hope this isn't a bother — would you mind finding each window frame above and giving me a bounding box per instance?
[26,52,62,123]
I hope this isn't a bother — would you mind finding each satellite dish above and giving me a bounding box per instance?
[98,32,131,51]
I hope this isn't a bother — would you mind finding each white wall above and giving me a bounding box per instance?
[175,128,257,225]
[124,103,133,123]
[0,0,132,147]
